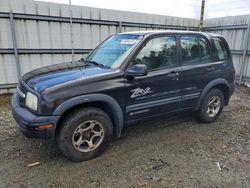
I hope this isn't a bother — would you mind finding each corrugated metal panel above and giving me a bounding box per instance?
[0,53,86,85]
[216,30,249,83]
[0,0,249,89]
[245,56,250,78]
[232,55,250,80]
[0,54,18,84]
[204,15,250,27]
[19,54,84,75]
[207,29,248,51]
[204,15,250,84]
[232,55,243,76]
[0,18,13,48]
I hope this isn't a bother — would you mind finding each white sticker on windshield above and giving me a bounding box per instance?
[120,39,138,45]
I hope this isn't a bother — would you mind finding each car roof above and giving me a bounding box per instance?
[119,30,222,39]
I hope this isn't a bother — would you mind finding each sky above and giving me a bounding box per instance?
[37,0,250,19]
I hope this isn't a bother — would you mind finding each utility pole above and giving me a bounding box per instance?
[199,0,205,31]
[69,0,74,62]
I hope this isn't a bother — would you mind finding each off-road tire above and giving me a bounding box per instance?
[197,89,224,123]
[56,107,113,162]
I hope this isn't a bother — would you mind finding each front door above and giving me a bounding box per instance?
[124,35,181,123]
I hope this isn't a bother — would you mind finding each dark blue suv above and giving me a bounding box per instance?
[12,30,235,161]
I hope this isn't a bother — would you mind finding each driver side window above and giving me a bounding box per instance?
[132,36,177,70]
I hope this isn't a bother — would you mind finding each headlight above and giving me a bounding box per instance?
[25,92,38,111]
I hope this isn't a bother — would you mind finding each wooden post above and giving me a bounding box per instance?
[199,0,205,31]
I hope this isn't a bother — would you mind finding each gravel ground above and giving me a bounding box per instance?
[0,86,250,188]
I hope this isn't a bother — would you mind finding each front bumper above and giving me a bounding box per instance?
[11,93,60,140]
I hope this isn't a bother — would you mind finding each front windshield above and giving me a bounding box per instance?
[86,34,143,69]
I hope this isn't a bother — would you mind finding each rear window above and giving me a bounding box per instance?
[212,38,229,60]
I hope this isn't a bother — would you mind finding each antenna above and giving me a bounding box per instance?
[69,0,74,62]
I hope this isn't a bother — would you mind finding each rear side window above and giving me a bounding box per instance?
[180,36,200,64]
[212,38,229,60]
[199,37,211,63]
[180,36,211,65]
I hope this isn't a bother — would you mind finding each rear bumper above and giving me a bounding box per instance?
[11,93,60,140]
[229,83,235,96]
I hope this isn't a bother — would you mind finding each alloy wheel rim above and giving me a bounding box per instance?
[206,96,221,117]
[72,120,104,152]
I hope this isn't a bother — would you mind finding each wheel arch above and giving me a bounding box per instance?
[53,94,124,138]
[196,78,231,110]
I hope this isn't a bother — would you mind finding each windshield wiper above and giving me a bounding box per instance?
[79,58,110,69]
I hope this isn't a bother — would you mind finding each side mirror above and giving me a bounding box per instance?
[126,64,147,77]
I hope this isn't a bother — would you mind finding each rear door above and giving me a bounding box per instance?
[124,35,181,123]
[211,37,235,84]
[179,35,215,109]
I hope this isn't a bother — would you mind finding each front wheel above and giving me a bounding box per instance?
[56,107,113,162]
[197,89,224,123]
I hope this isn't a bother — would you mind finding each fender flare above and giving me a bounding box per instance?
[196,78,230,110]
[53,94,124,138]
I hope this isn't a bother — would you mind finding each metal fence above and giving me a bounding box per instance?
[0,0,198,91]
[204,15,250,85]
[0,0,249,92]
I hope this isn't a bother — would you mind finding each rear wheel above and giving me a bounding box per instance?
[56,107,113,162]
[197,89,224,123]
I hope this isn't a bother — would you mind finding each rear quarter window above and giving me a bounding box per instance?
[212,37,229,61]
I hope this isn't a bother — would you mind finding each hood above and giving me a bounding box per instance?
[22,61,112,92]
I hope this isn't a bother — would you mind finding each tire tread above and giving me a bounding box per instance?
[56,107,113,162]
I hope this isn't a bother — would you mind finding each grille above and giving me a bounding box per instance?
[19,83,26,93]
[17,83,26,107]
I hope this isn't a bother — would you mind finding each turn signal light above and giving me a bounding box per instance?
[37,124,54,129]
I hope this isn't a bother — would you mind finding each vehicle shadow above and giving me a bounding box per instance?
[10,112,200,164]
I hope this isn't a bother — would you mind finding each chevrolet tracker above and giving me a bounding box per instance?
[12,30,235,161]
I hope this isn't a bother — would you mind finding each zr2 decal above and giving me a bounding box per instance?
[130,87,152,98]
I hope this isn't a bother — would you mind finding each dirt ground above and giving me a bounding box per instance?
[0,86,249,188]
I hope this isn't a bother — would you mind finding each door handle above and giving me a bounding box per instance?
[166,71,179,80]
[206,66,215,72]
[166,71,180,77]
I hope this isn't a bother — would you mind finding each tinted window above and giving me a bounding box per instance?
[181,36,212,64]
[180,36,200,64]
[213,38,229,60]
[133,36,177,70]
[199,37,211,63]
